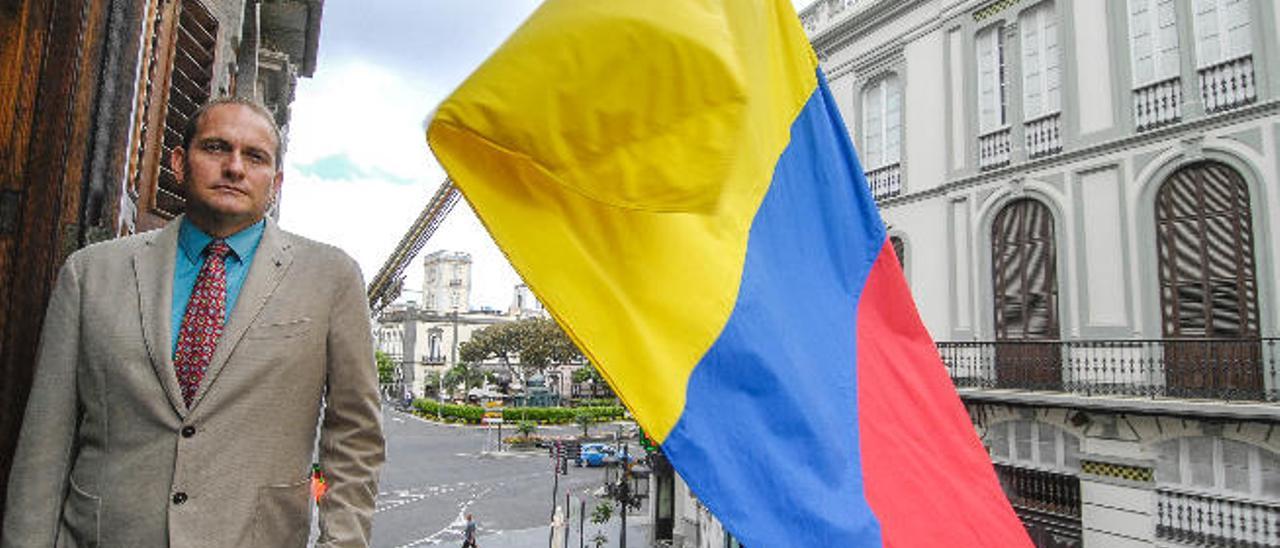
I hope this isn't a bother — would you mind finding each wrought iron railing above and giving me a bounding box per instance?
[865,163,901,201]
[1156,489,1280,547]
[1024,112,1062,159]
[1199,55,1256,114]
[996,463,1082,518]
[1133,77,1182,131]
[978,127,1012,170]
[939,338,1279,402]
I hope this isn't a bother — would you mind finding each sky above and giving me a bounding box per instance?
[278,0,817,311]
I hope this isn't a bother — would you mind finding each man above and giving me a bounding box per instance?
[462,513,478,548]
[2,97,385,547]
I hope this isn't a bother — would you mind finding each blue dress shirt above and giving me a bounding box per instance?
[171,218,266,354]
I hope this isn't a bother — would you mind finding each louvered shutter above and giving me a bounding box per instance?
[884,75,901,165]
[977,24,1005,132]
[862,81,883,168]
[1021,2,1061,118]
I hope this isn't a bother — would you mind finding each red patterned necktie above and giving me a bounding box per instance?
[174,239,232,407]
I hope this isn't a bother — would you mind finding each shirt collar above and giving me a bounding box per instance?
[178,217,267,263]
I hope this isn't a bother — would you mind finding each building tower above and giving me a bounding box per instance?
[422,250,472,313]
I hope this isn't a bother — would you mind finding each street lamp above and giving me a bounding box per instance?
[603,444,649,547]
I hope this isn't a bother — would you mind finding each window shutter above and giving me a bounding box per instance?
[1155,0,1181,79]
[977,25,1004,132]
[1194,0,1223,67]
[862,81,883,168]
[1021,2,1060,118]
[1129,0,1155,84]
[884,75,901,165]
[1224,0,1251,59]
[1043,5,1060,113]
[1021,8,1043,118]
[155,0,218,217]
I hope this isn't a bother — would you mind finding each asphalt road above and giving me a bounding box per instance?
[370,408,648,548]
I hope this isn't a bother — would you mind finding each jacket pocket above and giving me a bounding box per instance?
[245,317,311,340]
[57,478,100,548]
[251,477,312,548]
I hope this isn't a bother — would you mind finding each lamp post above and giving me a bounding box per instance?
[603,444,649,547]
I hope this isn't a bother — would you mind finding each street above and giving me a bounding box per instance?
[370,408,649,548]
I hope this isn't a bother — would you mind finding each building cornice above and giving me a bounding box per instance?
[959,389,1280,422]
[880,100,1280,209]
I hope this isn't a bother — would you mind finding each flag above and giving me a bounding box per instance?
[427,0,1030,545]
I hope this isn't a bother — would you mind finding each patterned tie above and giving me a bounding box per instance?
[174,239,232,407]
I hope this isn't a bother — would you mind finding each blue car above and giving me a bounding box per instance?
[579,443,636,467]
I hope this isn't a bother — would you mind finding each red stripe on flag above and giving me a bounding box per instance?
[856,240,1031,546]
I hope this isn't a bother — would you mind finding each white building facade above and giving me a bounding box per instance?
[422,250,473,314]
[659,1,1280,547]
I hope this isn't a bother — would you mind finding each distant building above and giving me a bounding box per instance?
[422,250,472,313]
[659,1,1280,547]
[376,301,509,399]
[509,283,549,318]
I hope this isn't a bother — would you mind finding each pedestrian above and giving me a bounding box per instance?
[2,97,386,547]
[462,513,479,547]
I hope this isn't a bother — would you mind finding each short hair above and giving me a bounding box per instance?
[181,96,284,169]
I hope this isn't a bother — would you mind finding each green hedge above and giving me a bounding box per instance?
[410,399,624,425]
[574,398,619,408]
[411,399,484,423]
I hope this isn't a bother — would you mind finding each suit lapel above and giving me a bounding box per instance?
[190,220,294,409]
[134,220,188,417]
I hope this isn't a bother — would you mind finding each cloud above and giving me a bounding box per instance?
[282,0,817,311]
[277,170,521,311]
[295,152,415,185]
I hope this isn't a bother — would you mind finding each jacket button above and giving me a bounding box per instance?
[181,426,196,438]
[172,492,188,505]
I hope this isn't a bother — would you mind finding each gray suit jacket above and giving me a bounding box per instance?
[3,218,385,547]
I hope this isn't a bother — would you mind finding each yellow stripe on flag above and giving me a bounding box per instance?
[428,0,816,441]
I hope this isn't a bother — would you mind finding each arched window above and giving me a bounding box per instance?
[1155,161,1261,397]
[991,199,1061,389]
[992,199,1060,340]
[890,236,905,271]
[987,420,1082,471]
[1156,437,1280,500]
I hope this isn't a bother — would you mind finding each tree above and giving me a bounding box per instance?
[571,362,606,384]
[422,371,441,397]
[459,317,583,388]
[375,351,397,385]
[443,363,485,396]
[574,409,593,438]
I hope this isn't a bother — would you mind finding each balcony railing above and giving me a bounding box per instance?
[1024,112,1062,159]
[996,464,1084,547]
[865,163,901,201]
[996,464,1081,518]
[1133,77,1182,131]
[1156,489,1280,548]
[978,127,1012,170]
[939,338,1279,402]
[423,355,446,365]
[1200,55,1256,114]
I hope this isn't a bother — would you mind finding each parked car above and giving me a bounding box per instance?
[578,443,636,467]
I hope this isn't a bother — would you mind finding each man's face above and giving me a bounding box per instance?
[171,103,282,236]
